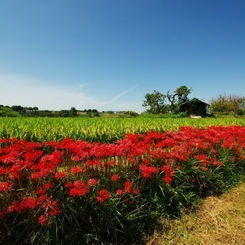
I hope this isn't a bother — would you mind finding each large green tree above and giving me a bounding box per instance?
[167,85,192,113]
[142,86,192,114]
[142,90,167,114]
[69,107,78,117]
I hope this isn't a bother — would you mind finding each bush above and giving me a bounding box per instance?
[237,109,244,116]
[0,106,21,117]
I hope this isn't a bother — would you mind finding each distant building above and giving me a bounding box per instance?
[180,99,210,117]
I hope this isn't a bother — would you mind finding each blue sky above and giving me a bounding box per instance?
[1,0,245,113]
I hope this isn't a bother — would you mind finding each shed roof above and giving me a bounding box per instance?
[180,99,210,106]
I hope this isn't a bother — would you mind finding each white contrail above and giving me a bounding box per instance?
[107,84,140,104]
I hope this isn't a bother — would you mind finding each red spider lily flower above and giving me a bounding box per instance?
[132,189,140,195]
[0,167,5,176]
[30,151,63,173]
[124,181,133,194]
[42,199,61,216]
[37,194,50,203]
[73,180,87,188]
[20,196,40,210]
[240,155,245,160]
[9,160,23,171]
[69,187,89,197]
[0,138,9,143]
[5,197,40,214]
[86,159,101,166]
[142,159,151,165]
[212,159,223,167]
[31,169,53,180]
[64,181,73,188]
[8,172,22,179]
[38,214,48,226]
[96,189,111,203]
[161,165,174,177]
[36,188,45,196]
[22,150,43,162]
[0,182,13,192]
[139,164,158,178]
[6,201,20,213]
[88,178,99,186]
[0,154,17,165]
[211,148,218,155]
[48,151,63,165]
[31,172,43,180]
[111,174,120,181]
[0,211,4,220]
[54,171,67,180]
[71,155,82,162]
[36,183,54,195]
[67,180,90,195]
[43,182,54,190]
[106,160,116,166]
[22,160,34,168]
[49,207,61,216]
[163,176,173,183]
[116,189,124,196]
[195,154,210,166]
[71,166,85,174]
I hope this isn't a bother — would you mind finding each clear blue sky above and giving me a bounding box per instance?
[1,0,245,113]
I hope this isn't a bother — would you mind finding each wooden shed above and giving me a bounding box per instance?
[180,99,210,117]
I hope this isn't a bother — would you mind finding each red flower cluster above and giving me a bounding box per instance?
[140,164,158,178]
[0,125,245,226]
[67,180,90,197]
[162,165,174,183]
[96,189,111,203]
[0,181,12,191]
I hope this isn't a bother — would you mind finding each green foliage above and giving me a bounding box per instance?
[174,85,192,104]
[189,97,201,107]
[1,117,245,142]
[167,85,192,113]
[142,90,168,114]
[124,110,139,117]
[209,93,245,115]
[69,107,77,117]
[237,109,244,116]
[142,85,192,115]
[0,106,21,117]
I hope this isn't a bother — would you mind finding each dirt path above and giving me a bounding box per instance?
[146,182,245,245]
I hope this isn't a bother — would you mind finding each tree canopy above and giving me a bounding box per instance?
[142,90,167,114]
[142,86,192,114]
[209,94,245,115]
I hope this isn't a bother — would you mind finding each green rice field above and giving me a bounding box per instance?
[1,117,245,142]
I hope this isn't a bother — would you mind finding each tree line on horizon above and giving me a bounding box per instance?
[1,85,245,117]
[0,106,99,117]
[142,85,245,116]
